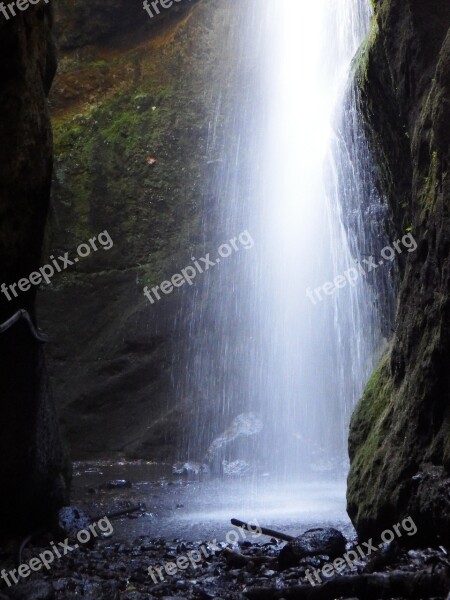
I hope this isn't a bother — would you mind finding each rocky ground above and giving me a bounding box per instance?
[1,464,449,600]
[0,516,449,599]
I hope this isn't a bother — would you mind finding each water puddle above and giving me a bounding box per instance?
[72,461,354,543]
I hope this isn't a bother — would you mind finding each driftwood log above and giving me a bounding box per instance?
[244,567,450,599]
[231,518,346,570]
[231,518,293,542]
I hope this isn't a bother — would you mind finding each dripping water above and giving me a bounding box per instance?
[172,0,395,511]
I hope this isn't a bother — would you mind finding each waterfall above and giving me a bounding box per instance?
[173,0,394,482]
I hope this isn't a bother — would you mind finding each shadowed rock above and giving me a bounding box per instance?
[279,528,347,570]
[0,313,70,533]
[0,3,70,534]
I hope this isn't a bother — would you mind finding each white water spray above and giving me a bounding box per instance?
[175,0,392,485]
[254,0,381,478]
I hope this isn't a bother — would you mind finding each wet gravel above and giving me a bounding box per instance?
[1,528,449,599]
[0,462,448,599]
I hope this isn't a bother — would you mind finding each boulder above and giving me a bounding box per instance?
[278,527,347,570]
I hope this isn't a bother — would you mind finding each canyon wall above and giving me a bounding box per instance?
[0,4,69,533]
[347,0,450,544]
[31,0,450,546]
[38,0,252,460]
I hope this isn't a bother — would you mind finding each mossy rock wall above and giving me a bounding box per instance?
[347,0,450,543]
[55,0,201,49]
[38,0,255,459]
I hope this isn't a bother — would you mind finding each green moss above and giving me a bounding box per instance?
[352,16,379,90]
[49,0,241,291]
[347,353,396,522]
[349,355,393,455]
[420,150,439,216]
[360,356,392,418]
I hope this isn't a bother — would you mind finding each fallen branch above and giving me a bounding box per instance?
[231,518,293,542]
[244,567,450,599]
[0,309,48,342]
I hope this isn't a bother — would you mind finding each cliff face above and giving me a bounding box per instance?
[0,5,55,318]
[347,0,450,543]
[38,0,254,459]
[54,0,200,49]
[0,5,69,532]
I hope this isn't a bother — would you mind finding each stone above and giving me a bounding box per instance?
[107,480,133,489]
[222,460,251,477]
[56,506,92,542]
[7,581,54,600]
[278,528,347,570]
[205,413,263,474]
[172,463,206,477]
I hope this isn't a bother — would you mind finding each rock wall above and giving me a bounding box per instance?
[347,0,450,544]
[55,0,200,49]
[38,0,254,460]
[0,4,69,533]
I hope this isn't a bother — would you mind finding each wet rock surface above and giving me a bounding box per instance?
[39,0,257,462]
[55,0,202,49]
[346,0,450,542]
[56,507,92,543]
[278,527,347,570]
[205,414,263,477]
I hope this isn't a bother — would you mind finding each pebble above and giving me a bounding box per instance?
[107,479,133,489]
[8,581,54,600]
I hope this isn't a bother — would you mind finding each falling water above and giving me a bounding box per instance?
[174,0,394,484]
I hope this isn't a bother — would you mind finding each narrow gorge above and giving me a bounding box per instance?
[0,0,449,598]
